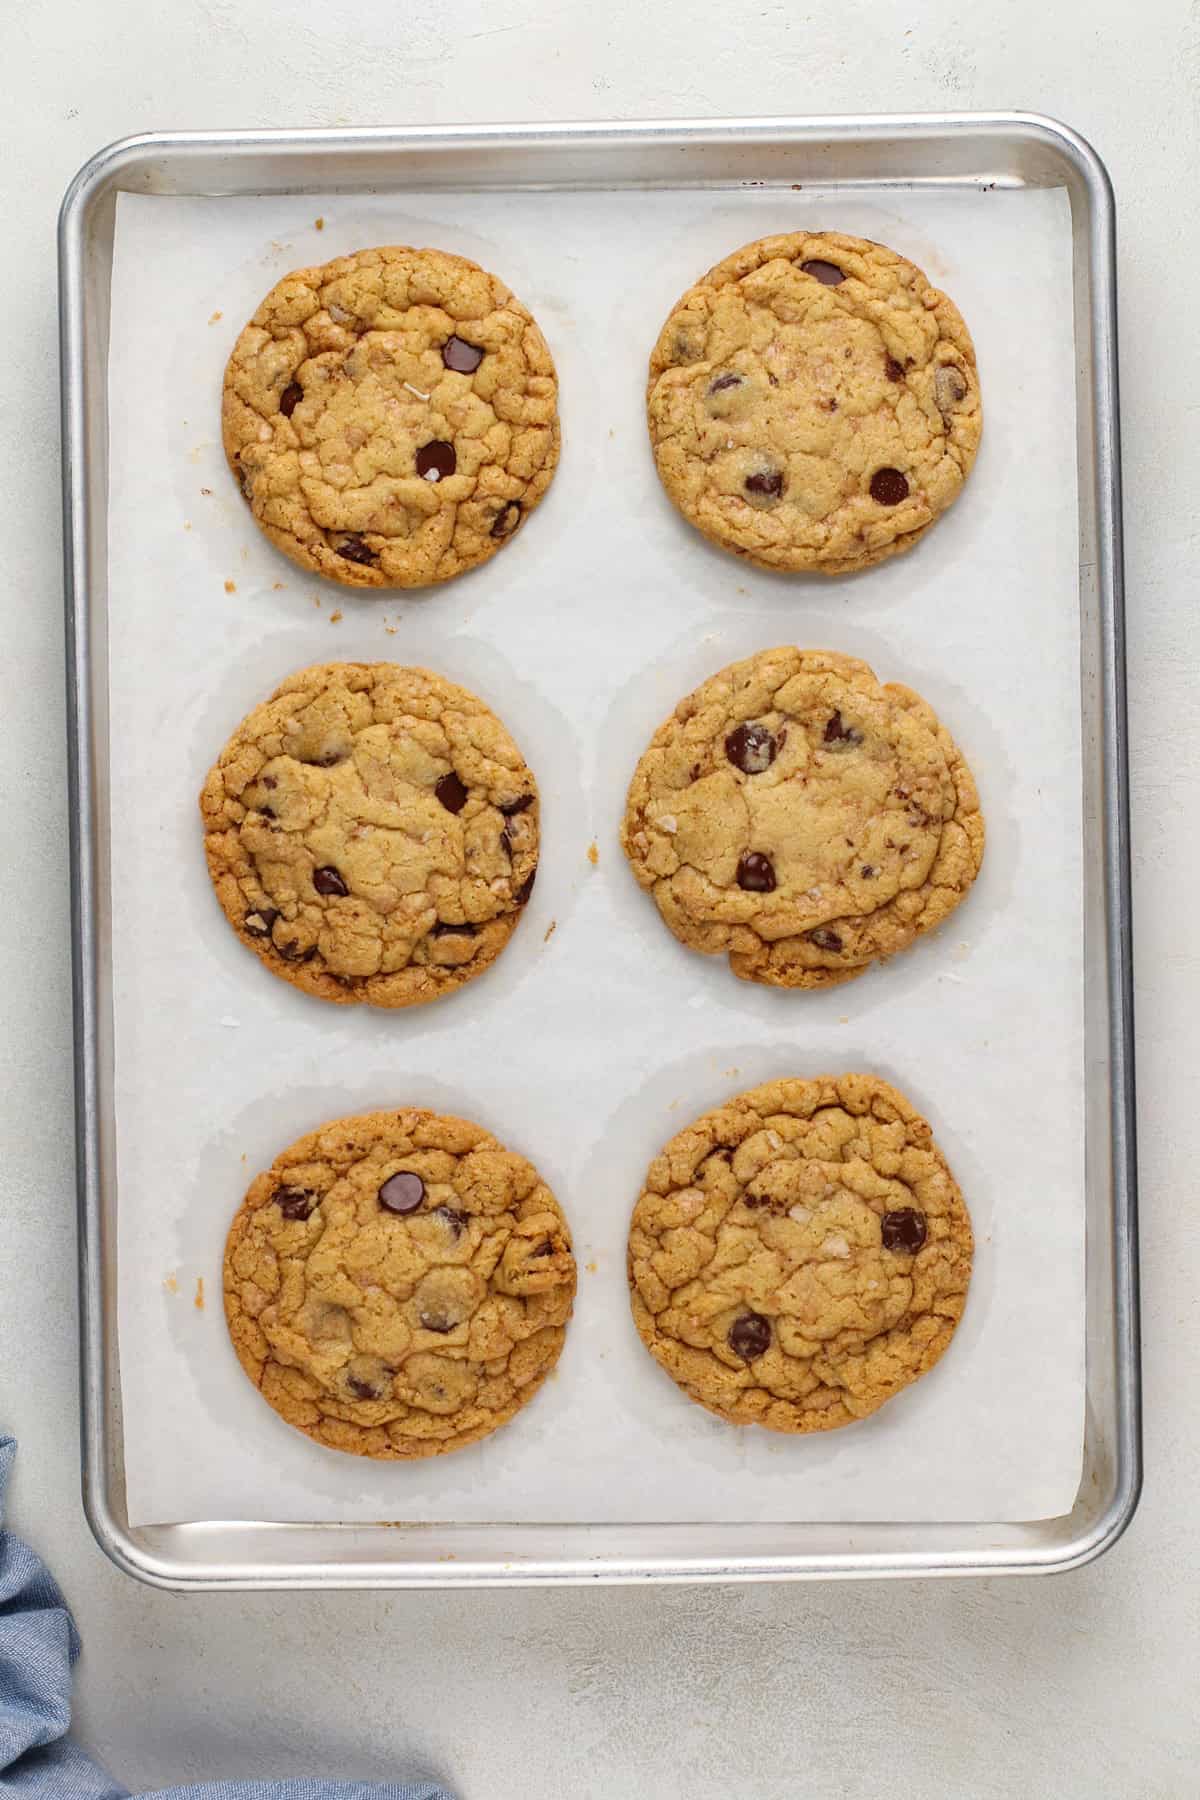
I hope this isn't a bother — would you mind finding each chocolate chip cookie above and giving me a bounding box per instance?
[225,1108,576,1459]
[646,231,981,574]
[628,1075,972,1433]
[222,245,560,588]
[620,647,983,991]
[200,662,539,1008]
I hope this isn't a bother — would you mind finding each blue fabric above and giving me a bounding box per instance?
[0,1439,454,1800]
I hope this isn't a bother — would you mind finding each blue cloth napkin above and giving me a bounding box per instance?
[0,1438,454,1800]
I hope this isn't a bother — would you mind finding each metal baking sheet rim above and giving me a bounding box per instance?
[58,112,1140,1589]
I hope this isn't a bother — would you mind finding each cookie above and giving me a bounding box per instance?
[225,1108,575,1460]
[222,245,560,588]
[646,230,981,574]
[628,1075,972,1433]
[200,662,539,1008]
[620,647,983,991]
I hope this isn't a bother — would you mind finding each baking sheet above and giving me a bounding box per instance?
[107,183,1083,1528]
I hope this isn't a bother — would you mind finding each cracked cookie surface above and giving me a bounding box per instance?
[628,1075,972,1433]
[646,231,981,574]
[201,661,539,1009]
[222,245,560,589]
[620,647,983,991]
[225,1108,575,1459]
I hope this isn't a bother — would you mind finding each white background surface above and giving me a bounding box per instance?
[1,0,1195,1793]
[107,185,1082,1530]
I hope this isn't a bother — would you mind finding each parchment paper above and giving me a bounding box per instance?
[107,181,1083,1527]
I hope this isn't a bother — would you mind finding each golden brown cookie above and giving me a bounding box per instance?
[225,1108,576,1460]
[222,244,560,588]
[620,647,983,991]
[628,1075,973,1433]
[200,662,539,1008]
[646,230,981,574]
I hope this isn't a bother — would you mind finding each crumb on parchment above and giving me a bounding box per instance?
[314,216,325,230]
[587,842,599,866]
[329,609,343,623]
[194,1276,205,1311]
[543,920,556,943]
[163,1273,177,1294]
[224,579,236,594]
[209,310,222,324]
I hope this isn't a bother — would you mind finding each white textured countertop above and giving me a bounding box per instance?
[1,2,1194,1794]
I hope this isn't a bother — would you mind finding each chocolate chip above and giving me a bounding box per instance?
[337,533,377,565]
[316,749,344,768]
[882,1208,927,1253]
[442,334,484,373]
[861,864,876,878]
[262,775,278,789]
[431,920,479,937]
[744,467,785,501]
[869,467,909,506]
[799,258,845,285]
[435,771,468,814]
[728,1312,772,1360]
[279,380,303,417]
[885,357,905,383]
[258,805,276,820]
[379,1171,425,1215]
[416,439,456,481]
[823,709,863,747]
[498,794,534,816]
[490,501,522,540]
[531,1240,555,1258]
[277,938,315,962]
[313,866,348,897]
[708,372,744,393]
[725,721,778,774]
[737,851,776,893]
[514,866,537,905]
[935,365,968,412]
[419,1310,458,1334]
[807,927,843,952]
[244,907,280,938]
[348,1372,386,1400]
[500,823,513,857]
[274,1188,316,1221]
[433,1205,471,1236]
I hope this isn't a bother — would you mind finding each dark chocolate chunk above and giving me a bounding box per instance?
[807,927,843,952]
[378,1171,425,1215]
[442,335,484,373]
[415,439,456,481]
[823,709,863,747]
[737,851,776,893]
[799,259,845,285]
[744,466,784,501]
[244,907,280,938]
[313,866,348,897]
[337,533,377,565]
[882,1208,927,1253]
[869,467,909,506]
[279,380,303,417]
[728,1311,772,1360]
[435,772,468,814]
[274,1188,316,1221]
[726,721,778,774]
[490,501,522,539]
